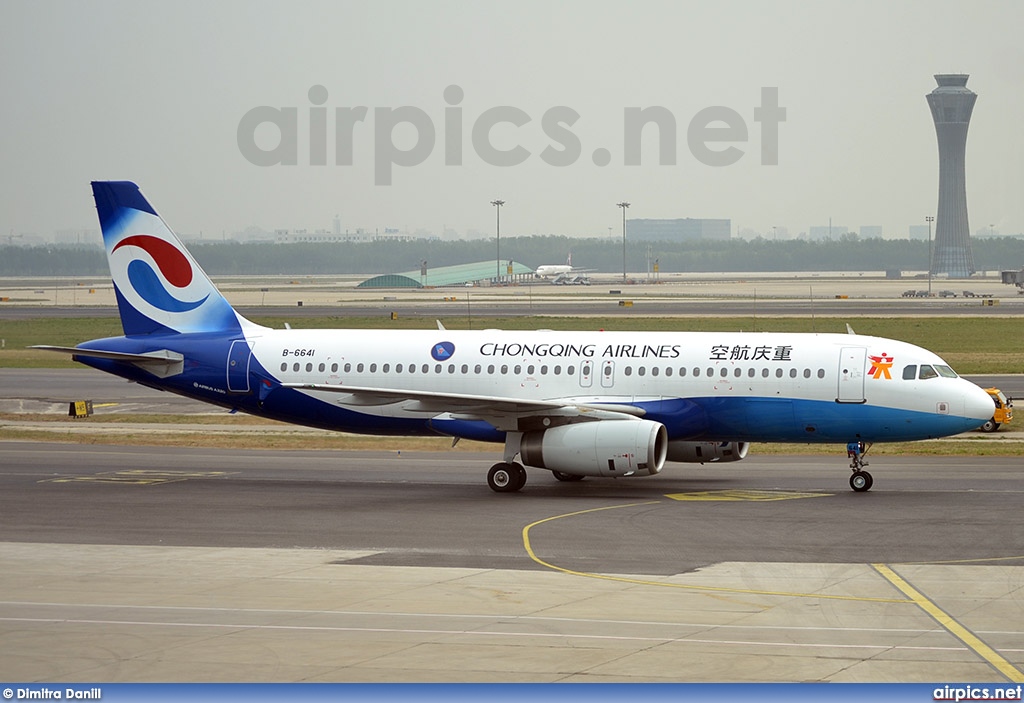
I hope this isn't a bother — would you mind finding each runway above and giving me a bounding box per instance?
[1,335,1023,682]
[1,441,1023,682]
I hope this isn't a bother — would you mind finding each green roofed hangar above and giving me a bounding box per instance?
[357,260,537,288]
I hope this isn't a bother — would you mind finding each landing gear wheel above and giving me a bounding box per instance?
[850,470,873,492]
[488,462,527,493]
[552,471,585,482]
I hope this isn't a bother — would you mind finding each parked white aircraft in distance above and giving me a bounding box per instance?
[35,182,996,494]
[535,253,589,278]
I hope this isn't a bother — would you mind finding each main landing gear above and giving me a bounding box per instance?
[846,440,873,492]
[487,462,527,493]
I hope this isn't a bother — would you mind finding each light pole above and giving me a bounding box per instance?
[617,201,630,282]
[925,215,934,295]
[491,200,504,283]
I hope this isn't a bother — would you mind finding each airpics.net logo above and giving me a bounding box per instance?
[237,85,786,185]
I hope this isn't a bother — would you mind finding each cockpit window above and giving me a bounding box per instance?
[919,365,938,380]
[934,365,958,378]
[902,365,917,380]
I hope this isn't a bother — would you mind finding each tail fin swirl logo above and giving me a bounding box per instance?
[112,235,209,312]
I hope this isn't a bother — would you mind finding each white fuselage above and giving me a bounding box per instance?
[234,327,991,444]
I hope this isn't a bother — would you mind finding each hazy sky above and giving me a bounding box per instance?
[3,0,1023,241]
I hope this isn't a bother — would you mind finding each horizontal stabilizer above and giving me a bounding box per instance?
[31,345,185,378]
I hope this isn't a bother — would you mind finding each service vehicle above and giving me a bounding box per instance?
[979,387,1013,432]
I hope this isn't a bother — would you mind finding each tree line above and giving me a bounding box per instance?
[3,236,1023,277]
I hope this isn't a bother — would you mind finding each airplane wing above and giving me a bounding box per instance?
[279,381,645,431]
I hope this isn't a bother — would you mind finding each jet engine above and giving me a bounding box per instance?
[666,441,749,464]
[519,419,667,477]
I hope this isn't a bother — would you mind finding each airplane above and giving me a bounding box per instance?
[534,253,589,279]
[34,181,996,494]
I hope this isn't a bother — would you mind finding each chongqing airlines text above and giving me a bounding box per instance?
[479,343,684,359]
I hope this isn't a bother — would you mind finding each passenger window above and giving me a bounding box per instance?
[540,365,548,375]
[693,368,700,377]
[903,365,917,380]
[651,367,659,377]
[381,364,389,373]
[734,368,742,377]
[344,363,352,373]
[369,363,377,373]
[803,369,811,378]
[817,369,825,379]
[294,363,300,372]
[488,365,495,374]
[305,363,313,372]
[789,368,797,378]
[318,363,326,372]
[919,365,938,380]
[331,363,338,373]
[638,367,646,377]
[776,368,783,378]
[624,367,633,377]
[474,364,482,374]
[567,365,575,375]
[448,364,456,374]
[280,363,287,372]
[501,365,509,374]
[665,367,673,377]
[762,368,769,378]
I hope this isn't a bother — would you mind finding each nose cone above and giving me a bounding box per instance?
[963,382,996,423]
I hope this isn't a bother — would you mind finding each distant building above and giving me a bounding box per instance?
[859,225,883,239]
[807,225,849,241]
[357,260,536,288]
[908,224,930,241]
[275,228,369,243]
[53,228,99,246]
[627,218,731,242]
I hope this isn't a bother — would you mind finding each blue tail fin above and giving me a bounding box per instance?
[92,181,248,336]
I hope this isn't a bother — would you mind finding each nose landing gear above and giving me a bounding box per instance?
[846,440,873,492]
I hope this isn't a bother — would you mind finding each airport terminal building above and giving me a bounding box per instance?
[627,218,731,242]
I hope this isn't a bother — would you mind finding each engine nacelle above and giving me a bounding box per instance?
[520,420,668,478]
[666,441,749,464]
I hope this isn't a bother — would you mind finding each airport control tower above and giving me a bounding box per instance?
[926,74,977,278]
